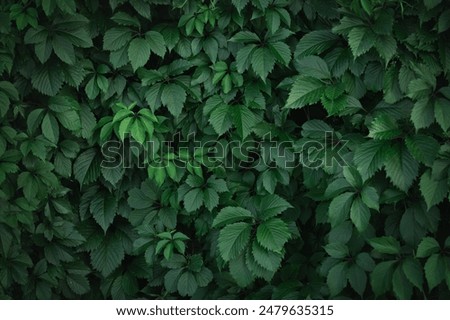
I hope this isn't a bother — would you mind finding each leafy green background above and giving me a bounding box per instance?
[1,0,449,299]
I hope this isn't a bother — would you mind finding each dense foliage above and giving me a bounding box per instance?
[1,0,449,299]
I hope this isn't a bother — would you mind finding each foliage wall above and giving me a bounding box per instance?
[1,0,450,299]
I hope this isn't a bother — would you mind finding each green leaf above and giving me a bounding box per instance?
[296,30,339,57]
[350,196,371,232]
[424,254,446,291]
[348,27,375,58]
[384,144,419,192]
[90,235,124,277]
[296,55,330,79]
[128,38,151,71]
[328,192,354,227]
[416,237,440,258]
[103,27,132,50]
[405,134,440,166]
[31,64,64,96]
[371,261,395,296]
[252,241,283,272]
[177,271,198,297]
[257,194,292,220]
[218,222,252,262]
[434,98,450,132]
[251,47,275,80]
[229,254,254,287]
[368,115,401,140]
[161,84,186,117]
[90,193,117,233]
[286,76,325,109]
[402,258,423,291]
[183,188,203,212]
[268,41,291,66]
[324,243,349,259]
[361,186,379,211]
[348,264,367,296]
[52,35,76,64]
[392,267,412,299]
[73,148,100,186]
[230,105,257,139]
[209,104,232,136]
[327,262,348,296]
[146,31,166,58]
[369,236,401,255]
[41,113,59,144]
[424,0,442,10]
[212,207,253,228]
[419,170,447,209]
[256,218,290,252]
[411,99,434,130]
[354,140,386,180]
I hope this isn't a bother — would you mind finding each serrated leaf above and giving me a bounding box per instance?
[371,261,395,296]
[252,240,282,272]
[128,38,151,71]
[424,254,445,291]
[229,254,254,287]
[296,55,330,79]
[90,193,117,233]
[384,144,419,192]
[348,27,375,58]
[161,84,186,117]
[256,218,290,252]
[405,134,440,166]
[420,170,447,209]
[354,140,386,180]
[90,235,124,277]
[183,188,203,212]
[286,76,325,109]
[31,64,64,96]
[416,237,440,258]
[350,196,371,232]
[103,27,132,51]
[177,271,198,297]
[209,104,232,136]
[327,262,348,296]
[369,236,401,255]
[368,114,401,140]
[218,222,252,262]
[229,105,257,139]
[257,194,292,220]
[212,207,253,228]
[251,47,275,80]
[296,30,339,57]
[328,192,354,227]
